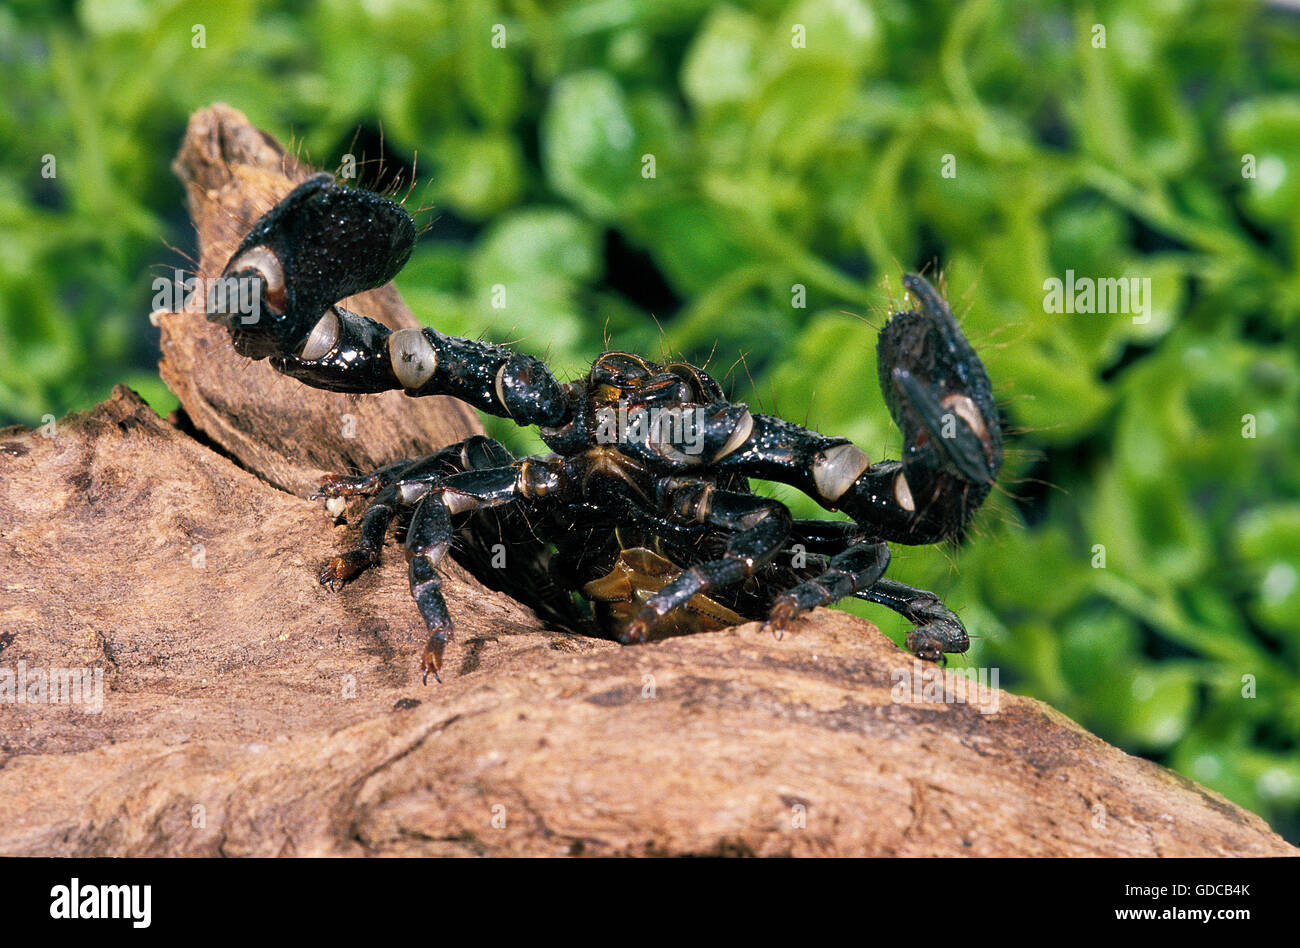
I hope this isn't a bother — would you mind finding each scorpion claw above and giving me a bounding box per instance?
[763,595,802,640]
[420,631,450,685]
[620,614,652,645]
[905,619,968,663]
[891,367,997,486]
[319,550,376,589]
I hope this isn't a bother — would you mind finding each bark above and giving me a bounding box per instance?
[0,105,1291,856]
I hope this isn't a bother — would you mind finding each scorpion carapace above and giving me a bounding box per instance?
[208,174,1003,682]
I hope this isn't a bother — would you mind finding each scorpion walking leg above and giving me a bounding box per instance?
[623,483,793,644]
[315,437,518,590]
[319,484,401,588]
[314,456,421,501]
[855,578,970,663]
[406,459,564,682]
[310,437,550,682]
[769,518,966,661]
[766,539,891,630]
[787,518,863,550]
[405,495,455,684]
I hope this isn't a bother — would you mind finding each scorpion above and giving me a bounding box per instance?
[207,174,1002,682]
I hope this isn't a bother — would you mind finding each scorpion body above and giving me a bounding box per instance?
[209,175,1002,682]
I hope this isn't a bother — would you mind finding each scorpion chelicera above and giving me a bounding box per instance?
[207,174,1002,683]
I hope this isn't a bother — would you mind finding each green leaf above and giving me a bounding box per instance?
[458,0,523,126]
[433,131,523,220]
[1116,663,1198,750]
[1234,504,1300,636]
[542,70,640,220]
[1224,96,1300,226]
[681,6,763,109]
[466,208,601,376]
[624,197,758,296]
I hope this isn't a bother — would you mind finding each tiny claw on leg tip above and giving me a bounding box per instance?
[621,618,650,645]
[764,597,800,640]
[421,638,447,685]
[420,653,442,685]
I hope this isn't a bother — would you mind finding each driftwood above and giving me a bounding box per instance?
[0,105,1292,856]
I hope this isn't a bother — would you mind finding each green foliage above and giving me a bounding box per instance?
[3,0,1298,838]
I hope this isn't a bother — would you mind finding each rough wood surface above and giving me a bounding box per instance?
[0,105,1292,857]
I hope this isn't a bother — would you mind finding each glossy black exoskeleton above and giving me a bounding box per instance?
[209,175,1002,682]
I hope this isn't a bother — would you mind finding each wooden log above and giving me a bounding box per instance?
[0,106,1290,857]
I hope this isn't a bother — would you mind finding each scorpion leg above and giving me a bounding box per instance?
[404,458,565,682]
[312,436,551,683]
[301,435,572,683]
[764,539,891,631]
[405,494,455,684]
[319,484,401,589]
[314,440,489,586]
[315,436,517,591]
[314,456,421,502]
[622,482,792,644]
[318,436,516,505]
[854,578,970,663]
[785,518,872,554]
[766,523,960,660]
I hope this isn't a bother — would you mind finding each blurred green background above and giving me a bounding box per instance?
[2,0,1298,840]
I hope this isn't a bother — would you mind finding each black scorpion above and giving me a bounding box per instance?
[207,175,1003,682]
